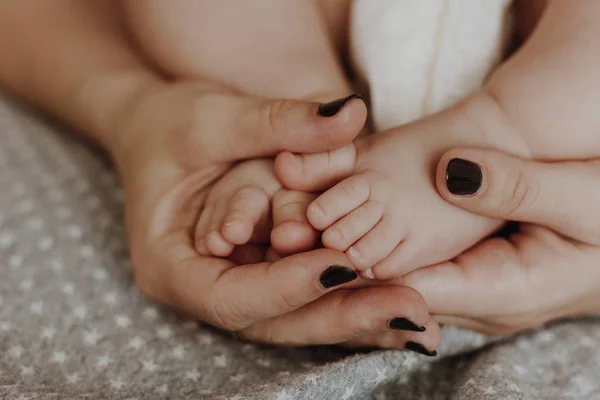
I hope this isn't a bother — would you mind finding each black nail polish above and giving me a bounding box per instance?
[319,266,358,288]
[316,94,362,117]
[389,318,426,332]
[446,158,482,195]
[405,342,437,357]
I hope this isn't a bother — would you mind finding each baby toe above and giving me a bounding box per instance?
[322,200,384,251]
[195,203,216,255]
[271,190,319,255]
[308,174,371,230]
[221,186,269,246]
[274,143,356,192]
[346,216,404,271]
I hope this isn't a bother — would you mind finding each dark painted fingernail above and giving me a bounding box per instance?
[446,158,482,195]
[405,342,437,357]
[316,94,362,117]
[319,266,358,288]
[389,318,426,332]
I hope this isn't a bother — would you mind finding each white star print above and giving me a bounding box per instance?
[49,259,63,274]
[115,315,132,328]
[303,374,318,384]
[9,254,23,268]
[231,373,247,383]
[372,367,387,385]
[66,372,79,384]
[41,327,57,340]
[402,354,419,369]
[20,366,34,377]
[92,268,108,281]
[513,365,526,375]
[62,283,74,295]
[96,355,112,369]
[17,200,34,214]
[51,351,68,364]
[199,334,213,345]
[214,354,227,367]
[142,360,158,372]
[83,329,101,346]
[79,244,95,258]
[56,207,72,220]
[19,279,33,291]
[27,217,44,231]
[277,371,290,377]
[0,232,14,249]
[142,307,159,320]
[156,325,173,340]
[9,345,23,359]
[73,305,87,319]
[374,392,387,400]
[66,224,83,239]
[275,390,293,400]
[341,385,355,400]
[0,321,12,332]
[580,336,595,348]
[29,301,43,315]
[128,336,145,350]
[38,236,54,250]
[155,384,168,394]
[103,292,118,307]
[110,378,125,389]
[171,345,185,359]
[256,359,271,368]
[483,386,497,395]
[185,369,201,382]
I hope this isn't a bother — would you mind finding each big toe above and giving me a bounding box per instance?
[274,143,357,192]
[271,189,319,255]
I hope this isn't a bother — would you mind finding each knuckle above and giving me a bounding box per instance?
[342,176,370,200]
[202,299,249,331]
[259,99,290,134]
[497,168,538,219]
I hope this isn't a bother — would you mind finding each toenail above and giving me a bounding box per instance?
[225,219,241,226]
[362,268,375,279]
[310,203,324,218]
[348,246,361,260]
[327,228,342,240]
[290,153,303,169]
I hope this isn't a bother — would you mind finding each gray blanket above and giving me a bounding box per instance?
[1,93,599,400]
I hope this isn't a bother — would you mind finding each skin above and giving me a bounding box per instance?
[0,0,440,351]
[274,0,600,280]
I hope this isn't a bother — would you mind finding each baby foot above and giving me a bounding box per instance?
[275,110,515,279]
[195,159,318,257]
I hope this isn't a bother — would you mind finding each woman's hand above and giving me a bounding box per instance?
[402,147,600,335]
[111,81,440,351]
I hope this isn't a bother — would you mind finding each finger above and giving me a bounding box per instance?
[222,186,269,245]
[343,315,441,354]
[437,148,600,244]
[238,286,432,347]
[206,95,367,161]
[322,200,384,252]
[274,143,357,192]
[434,315,514,337]
[164,249,359,331]
[271,189,319,255]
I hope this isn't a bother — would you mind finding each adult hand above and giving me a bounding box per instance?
[113,81,440,351]
[402,147,600,335]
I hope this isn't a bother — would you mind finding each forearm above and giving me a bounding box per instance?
[0,0,161,154]
[485,0,600,160]
[122,0,351,101]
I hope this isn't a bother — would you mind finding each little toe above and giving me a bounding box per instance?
[195,203,216,255]
[307,174,371,230]
[322,200,384,251]
[271,189,319,255]
[221,186,269,246]
[274,143,356,192]
[205,230,234,257]
[346,217,404,271]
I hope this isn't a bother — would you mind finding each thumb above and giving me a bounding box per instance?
[436,147,600,244]
[222,94,366,161]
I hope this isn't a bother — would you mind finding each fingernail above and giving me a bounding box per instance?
[404,342,437,357]
[319,266,358,288]
[290,153,303,169]
[446,158,482,195]
[362,268,375,280]
[316,94,362,117]
[348,246,361,260]
[310,203,324,218]
[389,318,426,332]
